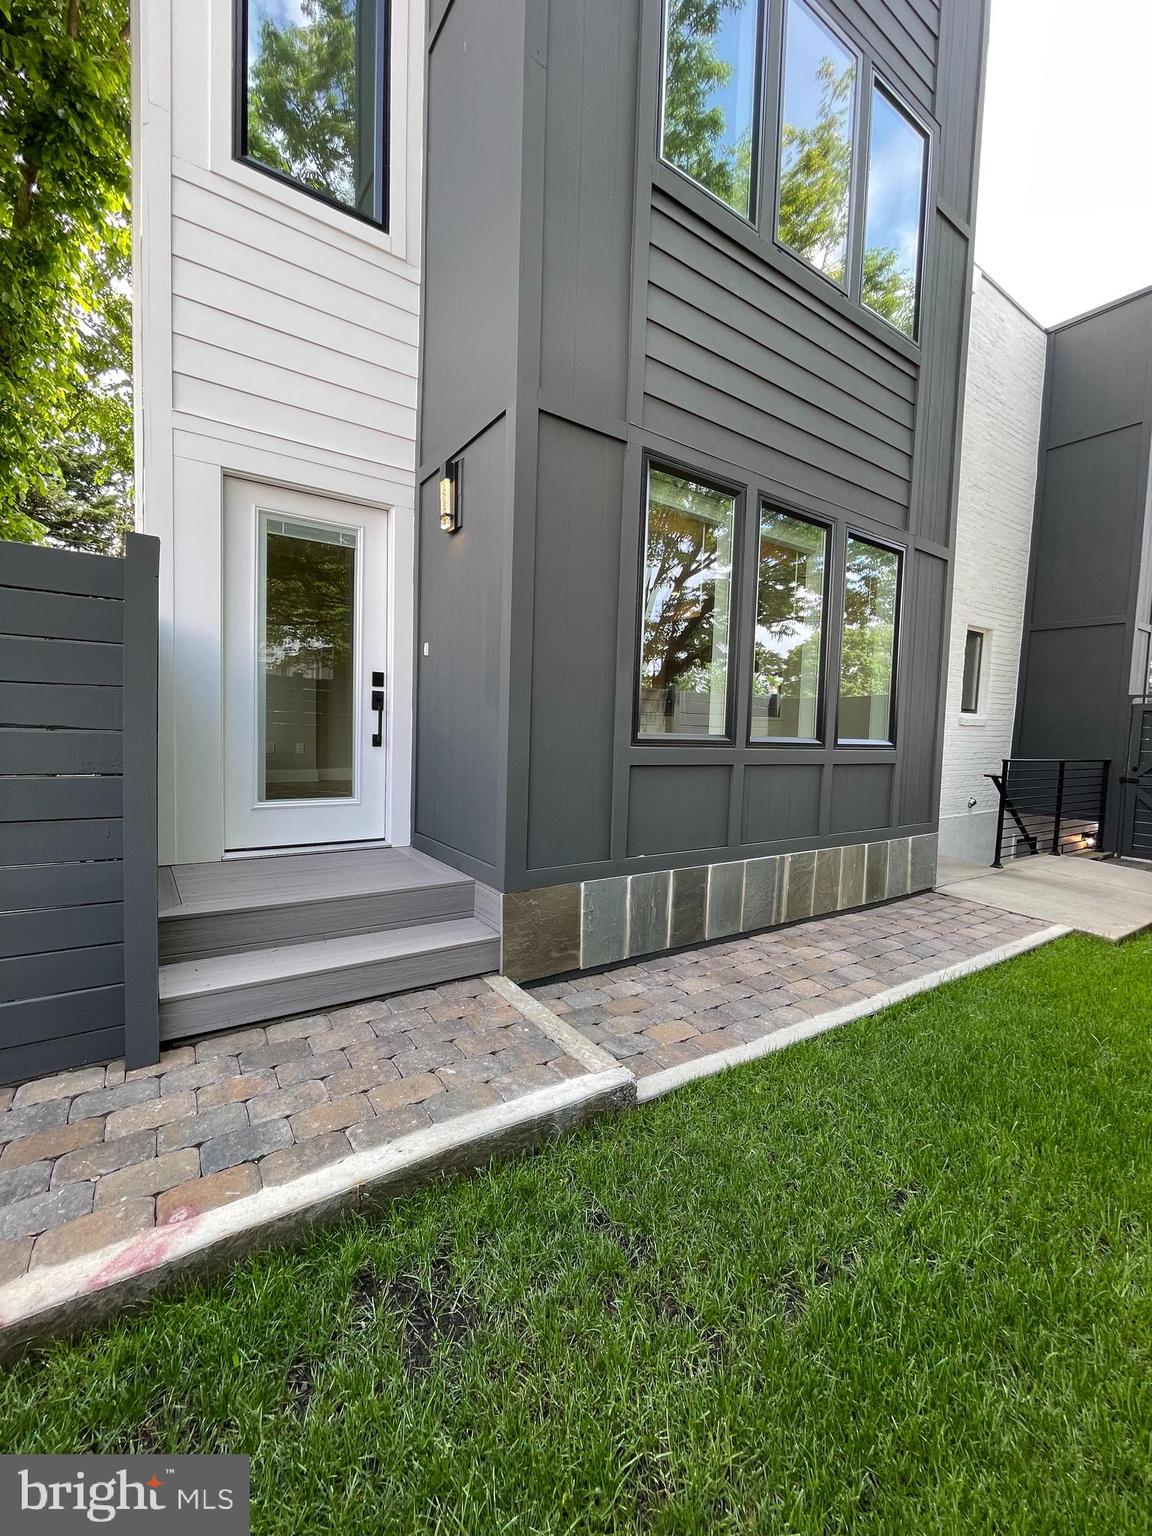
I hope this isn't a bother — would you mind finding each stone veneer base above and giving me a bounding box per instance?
[501,833,938,983]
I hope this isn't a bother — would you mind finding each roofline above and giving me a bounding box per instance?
[1046,281,1152,334]
[973,267,1045,331]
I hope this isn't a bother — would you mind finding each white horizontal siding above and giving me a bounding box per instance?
[939,272,1047,861]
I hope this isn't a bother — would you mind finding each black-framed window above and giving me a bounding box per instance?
[638,465,737,739]
[837,534,900,743]
[861,83,927,337]
[235,0,389,229]
[659,0,761,220]
[750,506,828,741]
[961,628,984,714]
[776,0,857,287]
[657,0,931,340]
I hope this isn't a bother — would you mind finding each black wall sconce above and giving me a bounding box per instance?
[439,457,462,534]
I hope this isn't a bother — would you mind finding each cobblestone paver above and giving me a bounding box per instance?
[0,892,1052,1291]
[530,892,1049,1081]
[0,979,582,1283]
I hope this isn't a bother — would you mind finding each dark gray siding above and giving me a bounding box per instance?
[0,536,159,1083]
[417,0,988,894]
[1014,289,1152,829]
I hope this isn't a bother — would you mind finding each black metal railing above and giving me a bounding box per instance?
[986,758,1110,868]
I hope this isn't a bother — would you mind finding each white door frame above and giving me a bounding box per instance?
[223,477,396,851]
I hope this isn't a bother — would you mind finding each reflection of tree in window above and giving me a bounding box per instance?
[662,0,757,217]
[246,0,378,217]
[751,510,825,738]
[639,471,734,737]
[777,0,855,283]
[839,538,899,742]
[861,88,925,335]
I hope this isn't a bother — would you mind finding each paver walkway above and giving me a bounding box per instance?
[0,892,1055,1319]
[532,892,1049,1082]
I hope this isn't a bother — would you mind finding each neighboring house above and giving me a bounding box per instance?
[940,278,1152,864]
[131,0,989,1034]
[938,271,1046,863]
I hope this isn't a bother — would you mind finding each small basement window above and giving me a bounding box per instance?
[961,628,984,714]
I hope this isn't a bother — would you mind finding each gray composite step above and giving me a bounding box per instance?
[159,847,475,962]
[159,917,501,1039]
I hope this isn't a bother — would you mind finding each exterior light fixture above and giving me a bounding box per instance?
[439,457,462,533]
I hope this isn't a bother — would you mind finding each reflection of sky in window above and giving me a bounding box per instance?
[864,90,926,275]
[248,0,306,62]
[692,1,758,160]
[780,0,854,159]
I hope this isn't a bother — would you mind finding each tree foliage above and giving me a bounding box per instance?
[662,0,753,216]
[0,0,132,546]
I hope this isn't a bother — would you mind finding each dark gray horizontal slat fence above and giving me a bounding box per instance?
[0,533,159,1084]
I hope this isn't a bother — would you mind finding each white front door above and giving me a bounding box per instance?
[223,479,389,850]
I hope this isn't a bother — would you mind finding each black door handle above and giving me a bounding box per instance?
[371,672,384,747]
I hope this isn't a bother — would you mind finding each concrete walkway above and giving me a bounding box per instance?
[936,855,1152,941]
[0,892,1063,1350]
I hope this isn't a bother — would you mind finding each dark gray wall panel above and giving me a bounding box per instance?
[538,0,639,419]
[421,0,524,463]
[830,763,895,834]
[0,984,124,1048]
[0,586,123,642]
[914,217,969,546]
[934,0,986,223]
[895,551,948,827]
[526,418,623,870]
[0,818,122,866]
[742,765,822,844]
[1030,430,1143,628]
[415,418,507,875]
[0,775,122,822]
[1047,298,1152,447]
[827,0,935,116]
[627,766,730,856]
[1017,626,1127,761]
[0,944,123,1004]
[0,860,123,912]
[0,728,123,775]
[0,540,124,598]
[0,904,123,959]
[0,635,121,686]
[0,681,122,729]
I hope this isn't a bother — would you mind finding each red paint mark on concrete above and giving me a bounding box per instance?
[85,1219,200,1291]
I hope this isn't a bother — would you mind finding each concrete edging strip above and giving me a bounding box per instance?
[485,973,620,1073]
[0,1067,635,1355]
[634,924,1072,1104]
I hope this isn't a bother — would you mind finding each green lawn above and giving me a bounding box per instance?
[2,932,1150,1534]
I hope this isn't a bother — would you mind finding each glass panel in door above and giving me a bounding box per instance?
[259,514,358,803]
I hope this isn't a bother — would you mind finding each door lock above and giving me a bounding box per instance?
[371,671,385,747]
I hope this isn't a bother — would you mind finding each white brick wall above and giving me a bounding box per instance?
[939,272,1047,863]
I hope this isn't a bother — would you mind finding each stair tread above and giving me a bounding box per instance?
[160,918,498,999]
[160,847,468,919]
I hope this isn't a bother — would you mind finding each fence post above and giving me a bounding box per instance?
[992,759,1008,868]
[1051,759,1066,855]
[121,533,161,1069]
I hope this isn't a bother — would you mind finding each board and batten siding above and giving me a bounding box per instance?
[0,537,159,1084]
[938,272,1046,862]
[134,0,424,863]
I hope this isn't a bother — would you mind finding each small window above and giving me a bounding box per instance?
[861,85,927,336]
[776,0,857,285]
[660,0,760,219]
[237,0,388,227]
[751,507,827,740]
[961,628,984,714]
[638,467,736,738]
[838,536,900,742]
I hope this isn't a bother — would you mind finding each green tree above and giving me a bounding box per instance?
[0,0,132,544]
[246,0,363,212]
[662,0,753,216]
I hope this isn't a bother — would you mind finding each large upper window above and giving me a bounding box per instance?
[751,508,827,740]
[861,86,927,336]
[638,467,736,738]
[776,0,856,285]
[838,536,900,743]
[660,0,760,220]
[237,0,388,228]
[658,0,930,338]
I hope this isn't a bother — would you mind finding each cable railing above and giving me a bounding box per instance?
[986,758,1110,868]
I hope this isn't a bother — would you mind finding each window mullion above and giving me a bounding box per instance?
[757,0,785,242]
[846,62,874,307]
